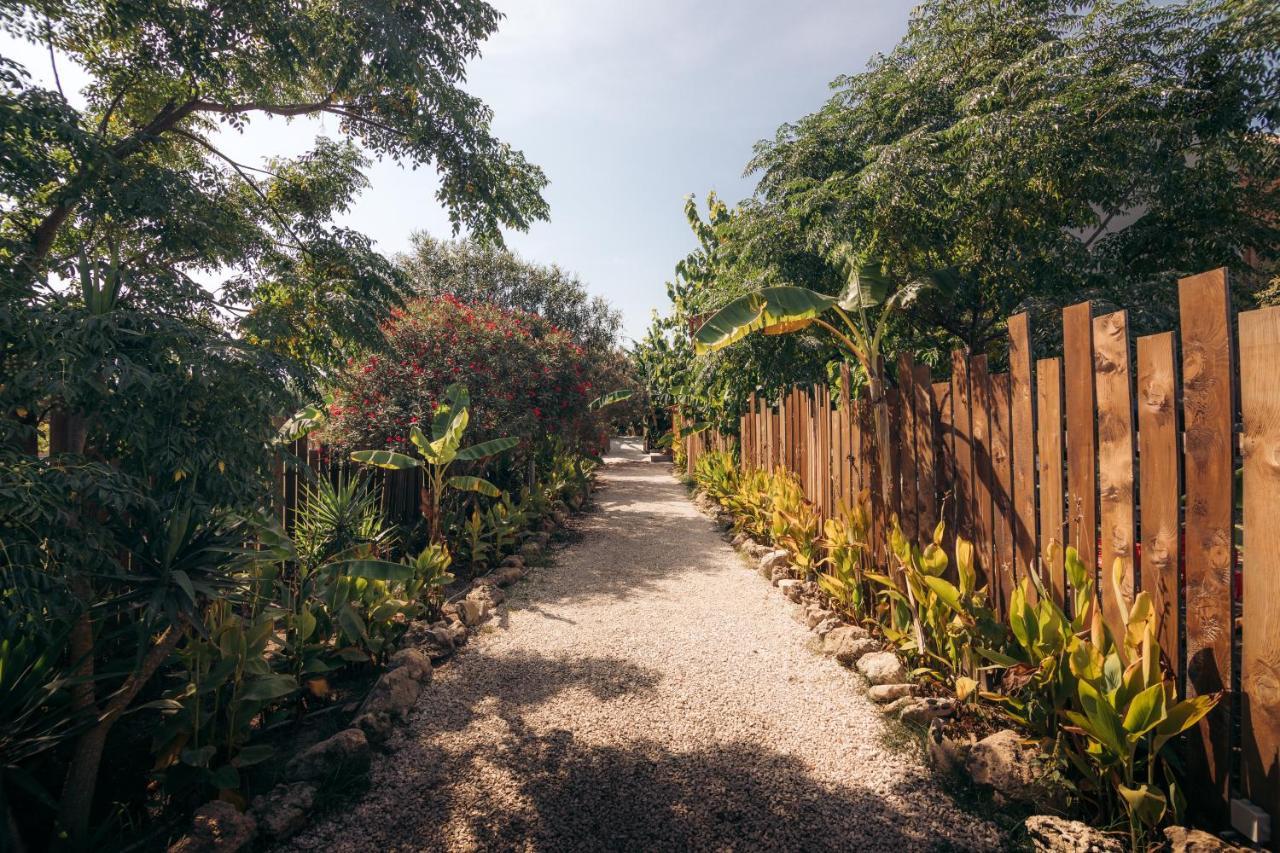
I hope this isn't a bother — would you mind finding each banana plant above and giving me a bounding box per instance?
[351,384,518,543]
[693,248,932,514]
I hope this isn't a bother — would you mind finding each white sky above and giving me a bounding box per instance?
[3,2,914,344]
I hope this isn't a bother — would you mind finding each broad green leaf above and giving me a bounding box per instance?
[589,389,634,410]
[448,475,501,497]
[329,559,416,581]
[922,576,963,612]
[351,449,421,470]
[1118,783,1167,828]
[208,765,240,791]
[455,436,520,461]
[239,674,297,703]
[276,404,326,444]
[231,745,274,768]
[1122,682,1167,735]
[837,259,891,310]
[1152,693,1220,754]
[693,286,837,355]
[337,605,368,642]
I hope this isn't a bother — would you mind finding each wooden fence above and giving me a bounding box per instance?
[274,436,423,533]
[686,268,1280,836]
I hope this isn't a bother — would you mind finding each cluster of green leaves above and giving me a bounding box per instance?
[0,0,552,847]
[704,464,1220,846]
[640,0,1278,431]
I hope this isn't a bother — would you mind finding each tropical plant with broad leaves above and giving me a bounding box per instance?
[693,248,934,511]
[351,384,518,543]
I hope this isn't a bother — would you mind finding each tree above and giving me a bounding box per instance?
[398,234,621,356]
[748,0,1279,350]
[0,2,548,847]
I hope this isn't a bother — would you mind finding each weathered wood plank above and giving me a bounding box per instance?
[1136,332,1181,681]
[1178,269,1235,818]
[1239,305,1280,830]
[914,365,938,537]
[990,372,1015,614]
[951,351,975,545]
[1063,301,1098,580]
[970,354,995,587]
[898,354,919,541]
[1009,313,1038,584]
[1093,310,1137,643]
[1037,357,1067,605]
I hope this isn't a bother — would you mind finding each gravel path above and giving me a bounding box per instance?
[286,460,1002,852]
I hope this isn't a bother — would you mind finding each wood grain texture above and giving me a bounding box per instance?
[990,372,1015,615]
[1178,268,1235,818]
[1037,357,1067,606]
[1093,310,1137,642]
[951,351,975,545]
[915,365,938,538]
[970,354,995,588]
[935,380,956,551]
[1063,301,1098,579]
[898,354,919,541]
[1239,305,1280,829]
[1009,313,1039,587]
[1136,332,1181,681]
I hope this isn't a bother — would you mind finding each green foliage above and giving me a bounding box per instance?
[874,521,1004,685]
[398,235,620,355]
[816,498,871,620]
[351,383,517,544]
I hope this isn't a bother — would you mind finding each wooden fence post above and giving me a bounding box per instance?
[1093,310,1137,643]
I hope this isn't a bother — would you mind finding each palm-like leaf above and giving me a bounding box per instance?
[447,475,501,497]
[589,389,634,410]
[350,449,421,470]
[693,286,837,355]
[454,436,519,461]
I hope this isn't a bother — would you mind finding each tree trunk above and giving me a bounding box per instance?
[53,626,181,851]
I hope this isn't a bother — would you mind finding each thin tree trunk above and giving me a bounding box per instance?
[53,626,181,851]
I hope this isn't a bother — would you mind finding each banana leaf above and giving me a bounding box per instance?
[350,449,421,470]
[589,389,634,410]
[455,436,520,461]
[693,286,837,355]
[447,475,501,497]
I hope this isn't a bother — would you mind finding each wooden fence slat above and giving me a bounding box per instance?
[1037,357,1067,605]
[898,354,919,541]
[887,388,904,532]
[1239,305,1280,830]
[1178,269,1236,819]
[935,381,956,551]
[990,372,1015,614]
[1063,301,1098,580]
[914,365,938,536]
[1093,310,1137,643]
[951,352,975,546]
[1136,332,1182,683]
[1009,313,1038,584]
[971,354,995,587]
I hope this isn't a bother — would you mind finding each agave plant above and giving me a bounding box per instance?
[351,384,518,544]
[693,248,933,511]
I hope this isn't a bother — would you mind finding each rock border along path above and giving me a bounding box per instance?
[284,458,1001,852]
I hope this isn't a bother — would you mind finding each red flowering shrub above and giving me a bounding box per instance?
[327,297,603,464]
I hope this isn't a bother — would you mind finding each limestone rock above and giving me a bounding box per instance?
[520,541,542,562]
[925,718,970,774]
[758,549,789,575]
[284,728,371,784]
[1163,826,1251,852]
[770,565,790,584]
[1024,815,1123,853]
[868,683,917,703]
[856,651,908,685]
[731,532,750,548]
[813,617,842,638]
[967,729,1062,807]
[898,697,957,725]
[500,554,525,569]
[834,637,880,666]
[169,800,257,852]
[776,578,803,600]
[250,782,316,842]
